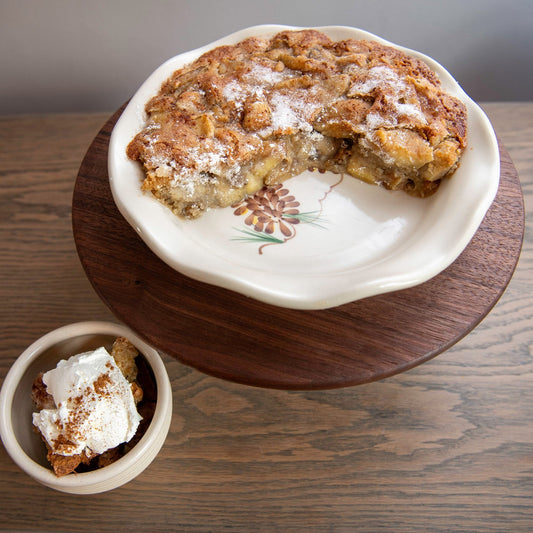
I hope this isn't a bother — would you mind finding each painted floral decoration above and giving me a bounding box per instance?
[232,182,330,254]
[234,183,300,234]
[232,176,342,254]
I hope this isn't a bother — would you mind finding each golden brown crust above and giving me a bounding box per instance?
[110,336,139,382]
[46,444,95,477]
[31,373,55,410]
[127,29,467,218]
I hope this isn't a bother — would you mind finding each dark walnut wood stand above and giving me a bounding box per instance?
[72,108,524,390]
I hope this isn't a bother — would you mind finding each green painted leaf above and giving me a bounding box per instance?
[231,228,285,244]
[283,211,328,228]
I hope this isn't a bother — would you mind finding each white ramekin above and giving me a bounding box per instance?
[0,321,172,494]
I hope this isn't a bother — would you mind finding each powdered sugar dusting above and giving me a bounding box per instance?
[244,62,288,86]
[349,65,427,129]
[268,91,307,133]
[222,61,288,108]
[168,137,255,196]
[221,60,322,135]
[222,79,252,107]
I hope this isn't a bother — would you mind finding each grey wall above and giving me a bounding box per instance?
[2,0,532,115]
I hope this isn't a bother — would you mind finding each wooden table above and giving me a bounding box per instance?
[0,103,532,532]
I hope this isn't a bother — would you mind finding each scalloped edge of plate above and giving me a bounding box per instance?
[108,24,500,310]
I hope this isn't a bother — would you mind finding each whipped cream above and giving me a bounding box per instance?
[32,347,142,457]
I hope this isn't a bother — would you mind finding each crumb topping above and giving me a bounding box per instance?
[127,29,467,219]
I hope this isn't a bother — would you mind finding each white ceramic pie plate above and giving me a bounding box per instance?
[109,24,499,310]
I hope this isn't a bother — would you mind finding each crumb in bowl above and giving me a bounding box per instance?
[31,337,156,477]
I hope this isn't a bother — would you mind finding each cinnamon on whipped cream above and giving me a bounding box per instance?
[32,347,142,459]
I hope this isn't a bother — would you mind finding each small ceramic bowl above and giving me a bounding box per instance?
[0,321,172,494]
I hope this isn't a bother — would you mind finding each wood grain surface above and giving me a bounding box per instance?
[71,107,523,390]
[0,103,532,532]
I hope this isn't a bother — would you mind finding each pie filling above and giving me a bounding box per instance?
[127,30,467,219]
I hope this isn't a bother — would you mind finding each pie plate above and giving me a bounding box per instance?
[108,24,499,310]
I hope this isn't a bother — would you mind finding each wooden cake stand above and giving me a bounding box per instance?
[72,108,524,390]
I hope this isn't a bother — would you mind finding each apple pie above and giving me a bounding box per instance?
[126,29,467,219]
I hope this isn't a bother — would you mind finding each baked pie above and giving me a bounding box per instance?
[126,29,467,219]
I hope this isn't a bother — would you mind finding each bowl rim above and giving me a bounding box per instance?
[0,321,172,492]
